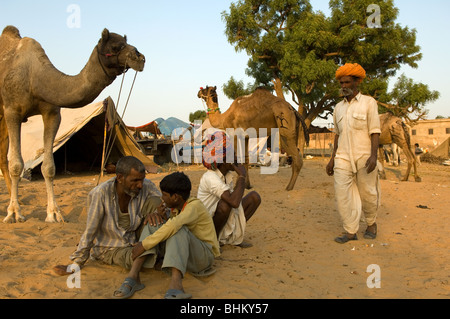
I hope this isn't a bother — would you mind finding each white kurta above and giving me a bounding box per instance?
[333,93,382,234]
[197,170,246,245]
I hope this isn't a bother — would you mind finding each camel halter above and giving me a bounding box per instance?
[199,91,221,115]
[96,45,130,80]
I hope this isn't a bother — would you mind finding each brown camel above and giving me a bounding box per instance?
[378,113,421,182]
[197,86,309,191]
[0,26,145,223]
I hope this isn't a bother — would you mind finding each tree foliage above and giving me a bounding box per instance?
[222,76,258,100]
[189,110,207,123]
[222,0,431,127]
[379,74,440,123]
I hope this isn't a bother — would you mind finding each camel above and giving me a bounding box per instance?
[378,113,421,182]
[0,26,145,223]
[197,86,309,191]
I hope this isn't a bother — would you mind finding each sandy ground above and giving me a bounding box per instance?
[0,157,449,300]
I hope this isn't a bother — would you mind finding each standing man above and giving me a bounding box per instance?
[326,63,381,244]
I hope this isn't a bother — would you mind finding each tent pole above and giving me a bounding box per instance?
[98,117,108,185]
[172,138,179,169]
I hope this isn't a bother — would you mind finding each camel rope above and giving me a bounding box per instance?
[97,57,139,185]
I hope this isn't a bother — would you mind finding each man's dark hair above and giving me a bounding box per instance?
[115,156,145,176]
[160,172,191,200]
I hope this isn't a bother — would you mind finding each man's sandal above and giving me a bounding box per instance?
[364,223,378,239]
[164,289,192,299]
[112,277,145,299]
[335,234,358,244]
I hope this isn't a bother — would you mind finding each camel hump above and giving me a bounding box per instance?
[2,26,21,39]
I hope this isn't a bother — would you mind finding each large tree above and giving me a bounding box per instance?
[222,0,423,128]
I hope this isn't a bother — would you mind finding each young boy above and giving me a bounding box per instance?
[131,172,220,299]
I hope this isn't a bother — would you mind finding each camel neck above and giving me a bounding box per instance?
[207,105,221,115]
[206,100,224,128]
[33,46,118,108]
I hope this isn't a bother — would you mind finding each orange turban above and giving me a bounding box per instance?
[335,63,366,80]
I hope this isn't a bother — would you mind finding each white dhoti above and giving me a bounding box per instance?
[334,159,381,234]
[217,204,246,246]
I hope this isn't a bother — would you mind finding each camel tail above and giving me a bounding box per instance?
[401,121,411,148]
[294,109,310,147]
[1,26,21,39]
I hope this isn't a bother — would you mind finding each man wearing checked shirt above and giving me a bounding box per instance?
[53,156,162,298]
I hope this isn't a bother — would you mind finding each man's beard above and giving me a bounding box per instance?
[339,88,354,97]
[124,187,140,198]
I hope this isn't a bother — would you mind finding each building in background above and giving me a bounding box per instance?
[411,118,450,152]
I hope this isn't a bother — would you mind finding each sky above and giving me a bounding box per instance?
[0,0,448,127]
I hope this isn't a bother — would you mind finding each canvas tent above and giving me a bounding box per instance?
[155,117,191,136]
[127,121,162,136]
[430,137,450,158]
[4,97,156,179]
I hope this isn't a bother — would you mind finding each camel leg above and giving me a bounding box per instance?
[412,154,421,182]
[281,135,302,191]
[378,147,387,180]
[0,115,12,194]
[41,110,64,223]
[402,145,421,182]
[244,139,253,189]
[3,111,25,223]
[392,143,399,167]
[244,162,252,189]
[396,145,412,181]
[396,141,421,182]
[389,121,420,182]
[237,135,252,189]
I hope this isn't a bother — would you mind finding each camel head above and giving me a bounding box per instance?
[197,86,218,104]
[97,29,146,76]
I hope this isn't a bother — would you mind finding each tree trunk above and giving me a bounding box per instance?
[272,77,285,100]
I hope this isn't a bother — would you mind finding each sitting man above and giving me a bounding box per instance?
[53,156,162,298]
[197,131,261,248]
[132,171,221,299]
